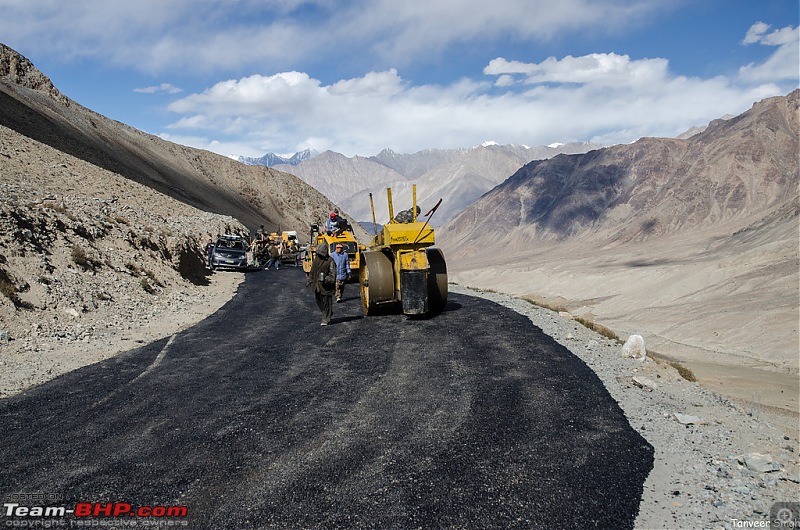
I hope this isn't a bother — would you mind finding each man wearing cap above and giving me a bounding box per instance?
[331,242,351,303]
[325,211,343,235]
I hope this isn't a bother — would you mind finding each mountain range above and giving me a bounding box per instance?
[238,148,318,167]
[439,90,799,378]
[244,142,603,228]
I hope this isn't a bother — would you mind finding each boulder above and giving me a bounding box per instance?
[622,334,647,361]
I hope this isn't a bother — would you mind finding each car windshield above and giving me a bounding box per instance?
[217,239,245,251]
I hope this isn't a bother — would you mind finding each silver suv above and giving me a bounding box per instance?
[211,235,248,270]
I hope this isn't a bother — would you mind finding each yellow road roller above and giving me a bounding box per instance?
[359,186,447,316]
[301,222,362,282]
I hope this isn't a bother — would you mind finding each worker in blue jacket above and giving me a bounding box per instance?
[331,242,351,303]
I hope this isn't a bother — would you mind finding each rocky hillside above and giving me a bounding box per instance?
[440,90,799,377]
[0,44,366,242]
[444,92,797,245]
[0,117,250,393]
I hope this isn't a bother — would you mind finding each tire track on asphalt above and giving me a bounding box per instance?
[88,333,178,409]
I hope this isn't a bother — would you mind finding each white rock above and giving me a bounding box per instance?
[738,453,781,473]
[633,376,658,391]
[622,334,647,361]
[673,413,705,425]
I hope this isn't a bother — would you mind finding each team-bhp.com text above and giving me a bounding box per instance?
[4,503,188,526]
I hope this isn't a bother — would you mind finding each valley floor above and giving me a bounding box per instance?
[445,219,799,423]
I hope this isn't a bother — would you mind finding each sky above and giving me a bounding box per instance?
[1,0,798,158]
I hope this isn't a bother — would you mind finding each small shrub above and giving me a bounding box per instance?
[144,269,164,287]
[0,271,32,309]
[574,317,622,343]
[523,298,568,313]
[127,262,163,287]
[670,361,697,382]
[0,277,18,304]
[71,245,93,270]
[140,278,157,294]
[41,200,68,213]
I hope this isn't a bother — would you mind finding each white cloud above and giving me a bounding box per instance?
[333,0,669,65]
[9,1,790,158]
[0,0,326,73]
[164,63,764,157]
[743,22,773,45]
[169,72,326,120]
[164,17,798,159]
[485,53,670,87]
[134,83,182,94]
[328,69,405,97]
[739,23,799,83]
[0,0,672,74]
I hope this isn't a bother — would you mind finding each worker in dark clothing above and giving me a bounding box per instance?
[205,239,215,270]
[395,205,421,223]
[265,242,281,270]
[309,242,337,325]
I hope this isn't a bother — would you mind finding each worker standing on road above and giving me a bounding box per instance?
[265,242,281,270]
[309,242,337,325]
[205,238,215,271]
[331,243,351,303]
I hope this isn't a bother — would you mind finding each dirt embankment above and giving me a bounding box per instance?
[0,123,247,396]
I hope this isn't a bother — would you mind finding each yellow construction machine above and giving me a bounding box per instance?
[360,186,447,316]
[301,220,362,282]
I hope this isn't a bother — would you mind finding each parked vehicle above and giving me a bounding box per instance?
[281,230,298,245]
[211,234,249,270]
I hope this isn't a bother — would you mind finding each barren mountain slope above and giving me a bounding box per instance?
[0,44,365,242]
[273,150,407,207]
[370,147,468,179]
[276,143,602,227]
[440,91,799,383]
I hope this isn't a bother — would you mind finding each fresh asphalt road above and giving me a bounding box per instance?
[0,267,653,529]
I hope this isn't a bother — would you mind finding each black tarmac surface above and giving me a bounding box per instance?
[0,267,653,529]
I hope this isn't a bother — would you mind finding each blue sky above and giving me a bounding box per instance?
[1,0,797,158]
